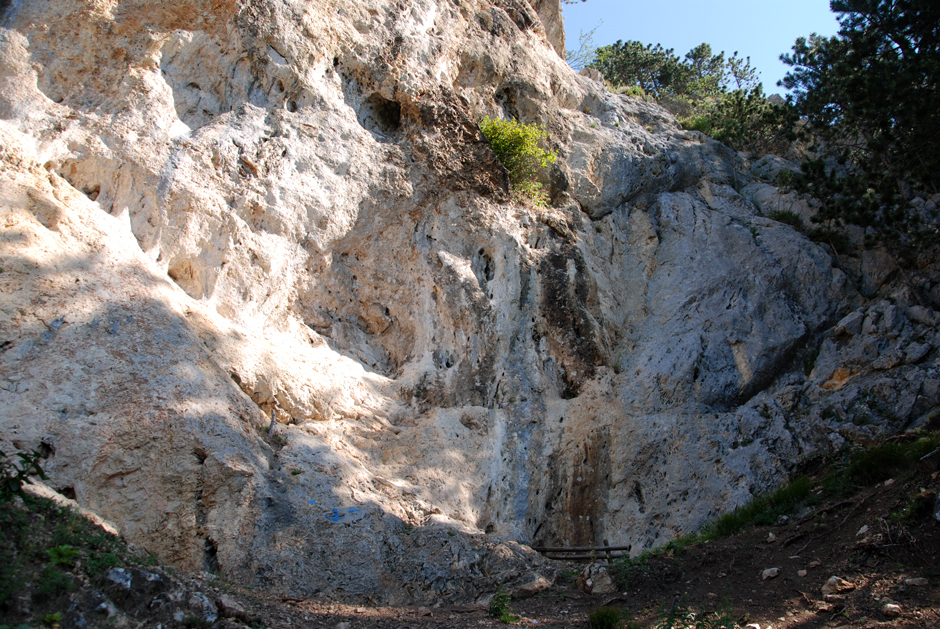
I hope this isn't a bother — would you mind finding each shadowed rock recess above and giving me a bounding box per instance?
[1,0,938,605]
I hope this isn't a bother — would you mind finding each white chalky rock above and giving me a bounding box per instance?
[821,576,855,595]
[0,0,932,607]
[882,603,902,617]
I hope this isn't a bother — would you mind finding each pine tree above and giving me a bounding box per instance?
[781,0,940,246]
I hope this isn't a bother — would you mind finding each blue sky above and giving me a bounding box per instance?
[561,0,841,94]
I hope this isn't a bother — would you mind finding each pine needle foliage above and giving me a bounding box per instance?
[588,40,791,155]
[781,0,940,251]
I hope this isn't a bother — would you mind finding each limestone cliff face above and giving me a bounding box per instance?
[2,0,938,604]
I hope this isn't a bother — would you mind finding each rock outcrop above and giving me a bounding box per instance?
[1,0,937,604]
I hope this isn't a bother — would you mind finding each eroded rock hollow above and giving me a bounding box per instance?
[2,0,938,604]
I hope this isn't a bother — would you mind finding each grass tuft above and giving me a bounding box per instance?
[843,433,940,487]
[488,586,520,624]
[35,565,72,601]
[767,210,805,230]
[589,606,621,629]
[703,476,812,540]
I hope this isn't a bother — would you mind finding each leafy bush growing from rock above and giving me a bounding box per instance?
[0,449,46,503]
[479,116,557,206]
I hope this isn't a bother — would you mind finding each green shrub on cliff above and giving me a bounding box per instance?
[479,116,557,206]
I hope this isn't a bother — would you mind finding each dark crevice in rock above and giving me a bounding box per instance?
[492,0,539,32]
[83,184,100,201]
[203,538,220,574]
[538,246,605,398]
[38,439,55,458]
[359,93,402,136]
[494,84,519,121]
[473,248,495,289]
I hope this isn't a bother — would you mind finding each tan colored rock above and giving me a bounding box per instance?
[578,563,617,596]
[882,603,902,617]
[821,576,856,595]
[512,573,552,598]
[216,594,249,621]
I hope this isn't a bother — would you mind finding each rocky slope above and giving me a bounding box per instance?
[1,0,938,605]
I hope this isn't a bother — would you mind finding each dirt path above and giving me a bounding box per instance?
[212,468,939,629]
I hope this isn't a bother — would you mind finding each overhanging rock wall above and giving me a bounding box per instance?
[2,0,937,604]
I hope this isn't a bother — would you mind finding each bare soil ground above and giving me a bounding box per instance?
[210,454,940,629]
[3,446,938,629]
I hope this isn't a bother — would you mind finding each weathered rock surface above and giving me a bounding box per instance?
[882,602,902,617]
[1,0,938,605]
[821,576,856,596]
[578,562,616,596]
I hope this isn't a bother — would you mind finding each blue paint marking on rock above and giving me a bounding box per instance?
[325,507,345,522]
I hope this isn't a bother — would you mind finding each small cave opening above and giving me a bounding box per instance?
[472,248,495,289]
[432,349,455,370]
[632,481,646,507]
[82,184,101,202]
[203,538,220,574]
[494,85,519,121]
[358,93,402,136]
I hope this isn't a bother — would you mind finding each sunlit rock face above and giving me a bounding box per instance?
[3,0,935,604]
